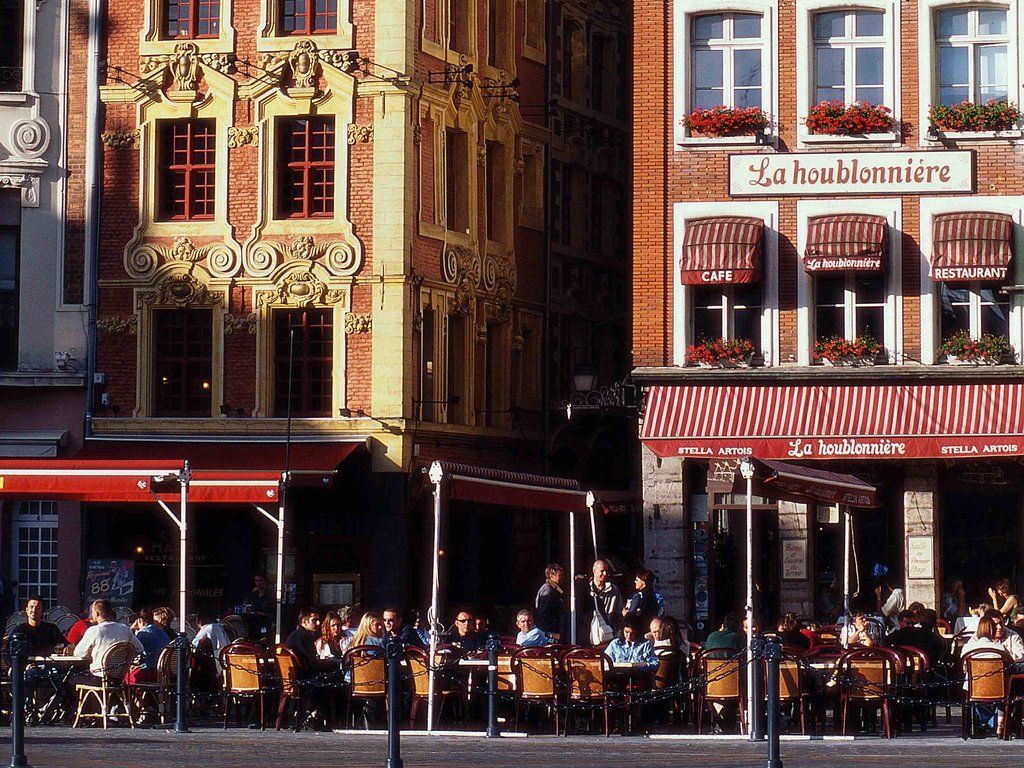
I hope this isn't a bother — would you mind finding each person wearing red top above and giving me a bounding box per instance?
[65,616,94,646]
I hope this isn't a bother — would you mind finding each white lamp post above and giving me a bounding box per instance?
[738,457,756,736]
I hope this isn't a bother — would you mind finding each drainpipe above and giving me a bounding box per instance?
[541,0,555,473]
[83,0,105,438]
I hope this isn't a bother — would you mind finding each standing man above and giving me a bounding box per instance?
[535,564,565,640]
[240,573,274,640]
[588,560,623,645]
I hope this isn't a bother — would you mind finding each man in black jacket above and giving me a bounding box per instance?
[285,608,338,674]
[535,564,565,639]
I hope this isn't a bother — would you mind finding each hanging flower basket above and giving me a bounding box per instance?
[812,334,883,366]
[928,100,1021,132]
[688,337,756,368]
[683,106,768,138]
[804,101,895,135]
[939,331,1011,365]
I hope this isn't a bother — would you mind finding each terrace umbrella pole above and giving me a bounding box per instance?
[427,462,444,733]
[587,491,598,560]
[843,505,851,620]
[740,458,756,738]
[570,507,577,646]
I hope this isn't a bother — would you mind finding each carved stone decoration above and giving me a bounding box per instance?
[227,126,259,148]
[344,312,371,334]
[224,313,257,335]
[199,53,236,75]
[138,273,225,309]
[100,130,140,150]
[288,40,322,90]
[513,157,526,175]
[412,122,422,144]
[96,315,138,335]
[347,124,373,144]
[476,144,487,166]
[9,117,51,160]
[125,239,242,279]
[511,333,524,353]
[246,236,363,278]
[481,252,518,324]
[442,245,481,316]
[170,42,201,91]
[256,271,346,309]
[475,324,488,345]
[0,174,40,208]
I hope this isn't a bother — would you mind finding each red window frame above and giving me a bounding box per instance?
[274,308,333,417]
[158,120,216,221]
[153,309,213,417]
[163,0,221,39]
[280,0,338,34]
[277,117,335,219]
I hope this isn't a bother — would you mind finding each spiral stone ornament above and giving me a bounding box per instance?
[324,241,361,276]
[207,243,240,278]
[126,243,161,278]
[245,241,278,278]
[10,117,50,159]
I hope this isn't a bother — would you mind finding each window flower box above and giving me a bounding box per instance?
[928,100,1021,133]
[683,107,768,138]
[939,331,1012,365]
[812,334,883,366]
[688,337,756,368]
[804,101,896,136]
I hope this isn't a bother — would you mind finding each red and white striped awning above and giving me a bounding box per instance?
[641,383,1024,461]
[804,214,887,272]
[681,216,763,285]
[931,212,1014,282]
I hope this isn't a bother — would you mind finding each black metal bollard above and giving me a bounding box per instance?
[485,635,501,738]
[764,637,783,768]
[749,634,765,741]
[7,631,30,768]
[174,632,189,733]
[385,637,404,768]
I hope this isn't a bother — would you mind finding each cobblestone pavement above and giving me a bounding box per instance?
[5,727,1024,768]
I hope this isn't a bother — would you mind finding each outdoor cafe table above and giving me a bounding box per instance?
[27,655,88,723]
[607,662,654,736]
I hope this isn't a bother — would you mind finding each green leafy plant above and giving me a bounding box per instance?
[812,334,883,365]
[804,101,895,135]
[683,106,769,137]
[939,331,1011,363]
[929,100,1021,132]
[687,337,756,366]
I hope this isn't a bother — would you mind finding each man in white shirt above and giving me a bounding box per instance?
[514,609,549,647]
[73,599,144,680]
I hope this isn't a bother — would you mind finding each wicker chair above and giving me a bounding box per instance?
[406,646,463,728]
[343,644,386,729]
[128,642,191,725]
[838,647,901,738]
[220,641,274,730]
[653,647,685,724]
[43,606,70,624]
[272,644,309,731]
[960,647,1013,740]
[511,647,561,734]
[56,614,80,638]
[562,648,610,736]
[693,649,745,734]
[773,653,810,735]
[72,641,138,729]
[221,615,248,642]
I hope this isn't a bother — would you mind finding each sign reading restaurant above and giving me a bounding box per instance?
[729,150,974,197]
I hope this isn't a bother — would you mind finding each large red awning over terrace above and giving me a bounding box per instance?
[641,383,1024,461]
[0,439,364,503]
[427,460,590,513]
[733,458,879,508]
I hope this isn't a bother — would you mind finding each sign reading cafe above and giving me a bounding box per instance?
[729,150,974,197]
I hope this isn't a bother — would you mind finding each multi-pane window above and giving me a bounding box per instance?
[158,120,216,221]
[485,141,506,242]
[813,10,885,106]
[693,284,762,348]
[281,0,337,34]
[12,502,58,607]
[153,309,213,417]
[445,128,469,232]
[940,282,1010,341]
[0,225,17,370]
[274,308,333,417]
[449,0,471,52]
[691,13,763,110]
[277,117,335,219]
[936,6,1008,105]
[163,0,221,39]
[0,0,23,91]
[446,313,468,423]
[814,272,885,342]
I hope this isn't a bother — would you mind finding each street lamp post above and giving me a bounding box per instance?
[739,457,757,738]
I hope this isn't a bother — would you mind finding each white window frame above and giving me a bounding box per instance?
[919,0,1021,143]
[11,501,58,607]
[811,9,887,105]
[796,0,901,146]
[919,195,1024,363]
[673,0,778,148]
[673,201,779,366]
[938,281,1011,341]
[934,6,1010,105]
[796,198,901,365]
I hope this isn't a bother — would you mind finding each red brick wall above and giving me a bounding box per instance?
[633,0,1024,368]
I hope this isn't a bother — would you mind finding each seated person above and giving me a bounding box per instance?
[398,609,429,649]
[777,613,811,651]
[514,609,549,648]
[285,609,341,674]
[316,611,347,659]
[72,599,145,686]
[984,608,1024,661]
[475,613,502,644]
[348,611,387,649]
[6,596,67,657]
[884,609,945,665]
[703,614,743,654]
[442,610,482,653]
[192,610,231,691]
[128,607,172,684]
[604,613,658,670]
[65,614,94,646]
[840,613,877,647]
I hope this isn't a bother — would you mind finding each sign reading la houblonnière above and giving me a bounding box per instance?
[729,150,974,197]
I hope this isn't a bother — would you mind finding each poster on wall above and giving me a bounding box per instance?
[907,536,935,580]
[84,559,135,607]
[781,539,808,581]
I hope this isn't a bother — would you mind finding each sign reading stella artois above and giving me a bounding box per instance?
[729,150,974,196]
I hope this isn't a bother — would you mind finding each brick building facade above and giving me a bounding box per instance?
[634,0,1024,633]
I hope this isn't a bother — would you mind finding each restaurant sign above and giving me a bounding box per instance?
[654,436,1023,462]
[729,151,974,197]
